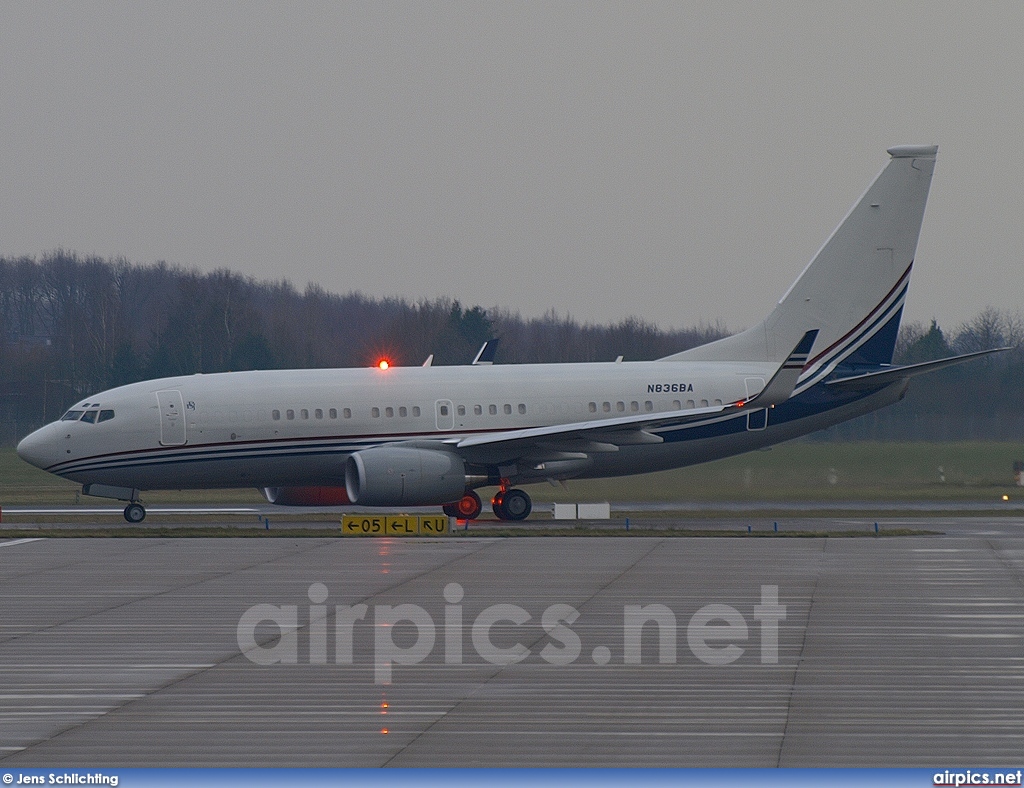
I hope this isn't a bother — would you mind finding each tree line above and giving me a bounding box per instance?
[1,251,1021,444]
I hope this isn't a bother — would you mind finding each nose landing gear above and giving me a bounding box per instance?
[123,502,147,523]
[81,485,147,523]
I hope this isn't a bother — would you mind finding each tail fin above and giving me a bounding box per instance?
[661,144,937,380]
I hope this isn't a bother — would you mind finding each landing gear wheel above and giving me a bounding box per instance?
[124,503,146,524]
[492,488,532,521]
[443,490,483,520]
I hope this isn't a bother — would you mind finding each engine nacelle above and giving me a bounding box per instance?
[262,486,351,506]
[345,446,468,506]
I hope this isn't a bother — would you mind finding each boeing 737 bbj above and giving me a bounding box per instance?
[16,145,1003,522]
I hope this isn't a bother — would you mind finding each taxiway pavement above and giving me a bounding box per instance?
[1,526,1023,766]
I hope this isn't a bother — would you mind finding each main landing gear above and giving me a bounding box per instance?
[442,485,534,522]
[491,487,532,522]
[124,502,147,523]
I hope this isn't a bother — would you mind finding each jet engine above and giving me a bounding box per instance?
[345,446,471,506]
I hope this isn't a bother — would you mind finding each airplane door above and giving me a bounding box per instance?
[156,390,187,446]
[745,378,768,431]
[435,399,454,431]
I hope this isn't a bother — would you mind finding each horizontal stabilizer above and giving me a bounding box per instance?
[826,347,1010,390]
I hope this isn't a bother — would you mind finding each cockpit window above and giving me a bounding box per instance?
[61,410,85,421]
[80,410,98,424]
[98,410,115,422]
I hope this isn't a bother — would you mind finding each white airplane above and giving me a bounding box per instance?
[16,145,1004,523]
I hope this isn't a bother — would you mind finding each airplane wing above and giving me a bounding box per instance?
[447,330,818,462]
[825,347,1010,390]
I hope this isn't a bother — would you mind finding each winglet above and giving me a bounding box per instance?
[746,329,818,408]
[472,338,500,365]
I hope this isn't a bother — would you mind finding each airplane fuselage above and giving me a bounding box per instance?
[16,358,900,492]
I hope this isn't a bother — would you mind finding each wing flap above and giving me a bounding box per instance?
[453,403,727,452]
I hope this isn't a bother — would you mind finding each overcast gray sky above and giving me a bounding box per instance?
[2,2,1021,332]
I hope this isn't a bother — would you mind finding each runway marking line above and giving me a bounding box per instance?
[0,538,42,548]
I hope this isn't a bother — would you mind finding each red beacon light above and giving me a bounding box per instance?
[376,359,390,370]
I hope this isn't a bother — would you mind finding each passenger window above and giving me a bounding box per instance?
[412,406,420,417]
[686,400,695,409]
[630,401,639,412]
[474,405,482,415]
[588,402,597,413]
[98,410,115,422]
[80,410,98,424]
[372,407,380,418]
[644,401,653,412]
[315,409,323,419]
[329,408,337,419]
[439,405,449,416]
[343,408,351,418]
[385,407,394,418]
[602,402,611,413]
[399,406,407,417]
[489,404,497,415]
[518,404,526,415]
[503,404,512,415]
[286,409,295,420]
[457,405,466,416]
[714,399,723,406]
[616,401,625,412]
[272,410,281,421]
[700,399,709,407]
[672,400,681,409]
[301,409,309,420]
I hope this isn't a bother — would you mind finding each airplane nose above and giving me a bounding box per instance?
[17,427,55,470]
